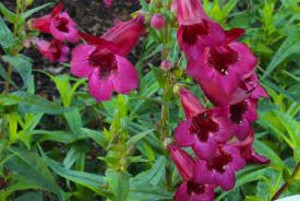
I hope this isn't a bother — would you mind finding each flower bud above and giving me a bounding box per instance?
[180,88,205,118]
[168,144,195,181]
[160,60,172,71]
[150,14,166,30]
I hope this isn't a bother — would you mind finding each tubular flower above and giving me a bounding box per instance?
[174,181,215,201]
[176,0,226,59]
[174,89,233,160]
[233,131,270,164]
[228,98,258,141]
[187,41,258,106]
[35,39,70,62]
[194,145,246,191]
[32,3,79,43]
[71,16,144,101]
[179,88,205,119]
[168,144,215,201]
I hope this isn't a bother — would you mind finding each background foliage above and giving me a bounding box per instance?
[0,0,300,200]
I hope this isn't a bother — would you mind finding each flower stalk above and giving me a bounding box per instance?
[272,162,300,200]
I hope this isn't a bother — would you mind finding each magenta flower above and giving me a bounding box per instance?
[175,89,233,160]
[168,144,195,181]
[101,15,144,56]
[71,16,144,101]
[194,145,246,191]
[35,39,70,62]
[233,131,270,164]
[229,98,258,140]
[168,144,215,201]
[176,0,226,59]
[151,14,166,30]
[187,41,257,106]
[179,88,205,119]
[104,0,113,8]
[33,3,79,43]
[175,181,215,201]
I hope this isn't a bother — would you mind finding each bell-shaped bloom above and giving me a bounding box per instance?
[168,144,195,181]
[33,3,79,43]
[71,16,144,101]
[176,0,226,59]
[233,131,270,164]
[175,106,233,160]
[179,88,205,119]
[174,180,215,201]
[194,145,246,191]
[35,39,70,62]
[187,42,257,106]
[104,0,113,7]
[151,14,166,30]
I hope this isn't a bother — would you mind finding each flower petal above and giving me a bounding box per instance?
[88,68,114,101]
[71,44,95,78]
[174,120,197,147]
[112,56,139,94]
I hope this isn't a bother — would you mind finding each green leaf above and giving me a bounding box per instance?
[10,91,69,115]
[0,16,14,50]
[128,183,173,201]
[263,34,300,78]
[15,192,43,201]
[126,129,154,147]
[22,3,53,19]
[0,3,16,23]
[2,55,34,93]
[64,108,83,135]
[6,147,64,199]
[42,151,110,197]
[81,128,108,148]
[132,156,166,186]
[106,169,130,201]
[31,130,84,144]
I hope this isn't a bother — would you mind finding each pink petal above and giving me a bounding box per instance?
[174,120,196,147]
[180,88,205,119]
[71,44,95,78]
[102,15,144,56]
[192,137,217,160]
[32,14,51,33]
[215,167,236,191]
[88,68,114,101]
[111,56,139,94]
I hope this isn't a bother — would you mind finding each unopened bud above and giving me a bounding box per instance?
[151,14,166,30]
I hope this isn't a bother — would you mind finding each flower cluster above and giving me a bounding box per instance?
[32,3,144,102]
[168,0,269,200]
[32,3,79,62]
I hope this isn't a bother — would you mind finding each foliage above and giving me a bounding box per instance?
[0,0,300,201]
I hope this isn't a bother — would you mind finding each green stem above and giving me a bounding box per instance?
[271,163,300,200]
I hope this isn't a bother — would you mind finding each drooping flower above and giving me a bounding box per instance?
[187,41,258,106]
[151,14,166,30]
[33,3,79,43]
[35,39,70,62]
[176,0,226,59]
[71,16,144,101]
[168,144,215,201]
[194,144,246,191]
[174,89,233,160]
[233,131,270,164]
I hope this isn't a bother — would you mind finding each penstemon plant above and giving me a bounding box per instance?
[1,0,300,201]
